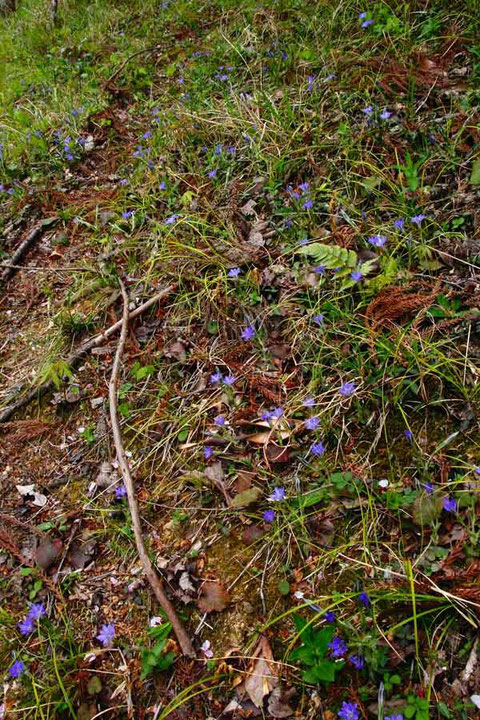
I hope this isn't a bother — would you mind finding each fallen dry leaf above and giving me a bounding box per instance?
[242,524,266,546]
[197,581,231,613]
[231,487,261,508]
[35,537,63,569]
[244,636,279,707]
[205,462,232,505]
[265,444,290,463]
[267,686,295,718]
[164,340,187,362]
[247,430,290,445]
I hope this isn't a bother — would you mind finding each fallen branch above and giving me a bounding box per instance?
[109,277,195,658]
[107,45,161,83]
[0,285,175,423]
[1,217,58,283]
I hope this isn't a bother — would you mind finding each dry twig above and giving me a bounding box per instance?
[108,277,195,658]
[0,285,175,423]
[1,217,58,283]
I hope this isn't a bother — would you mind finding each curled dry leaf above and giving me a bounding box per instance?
[16,484,47,508]
[197,580,231,613]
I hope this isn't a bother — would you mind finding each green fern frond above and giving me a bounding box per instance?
[298,243,357,269]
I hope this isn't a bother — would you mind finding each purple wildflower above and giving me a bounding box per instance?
[368,235,387,247]
[311,442,325,457]
[424,482,434,495]
[350,270,363,282]
[227,146,236,155]
[338,702,359,720]
[241,326,255,341]
[207,169,217,178]
[159,181,166,190]
[284,219,292,228]
[303,199,314,210]
[313,314,325,326]
[8,660,25,679]
[227,267,241,278]
[271,406,284,420]
[313,265,326,274]
[475,467,480,476]
[164,214,178,225]
[443,496,457,513]
[223,375,236,386]
[201,640,213,658]
[204,446,213,460]
[359,591,370,608]
[380,109,392,120]
[385,715,404,720]
[328,635,348,657]
[303,397,315,408]
[298,182,310,193]
[27,603,46,621]
[358,12,367,19]
[96,624,115,647]
[339,382,356,397]
[411,214,427,225]
[18,618,34,635]
[214,144,223,155]
[214,415,226,426]
[394,218,405,229]
[269,487,286,502]
[362,105,373,116]
[305,416,320,430]
[404,429,413,443]
[325,610,336,622]
[121,211,133,220]
[143,130,152,139]
[361,19,374,27]
[349,654,365,670]
[115,485,127,499]
[210,372,222,383]
[263,510,275,523]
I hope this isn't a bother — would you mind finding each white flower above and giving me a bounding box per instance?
[294,591,305,599]
[149,616,163,627]
[379,479,389,488]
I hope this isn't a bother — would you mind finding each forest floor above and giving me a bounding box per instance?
[1,1,480,719]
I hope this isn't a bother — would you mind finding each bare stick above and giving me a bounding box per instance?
[109,278,195,658]
[107,45,161,83]
[1,217,58,283]
[0,285,175,423]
